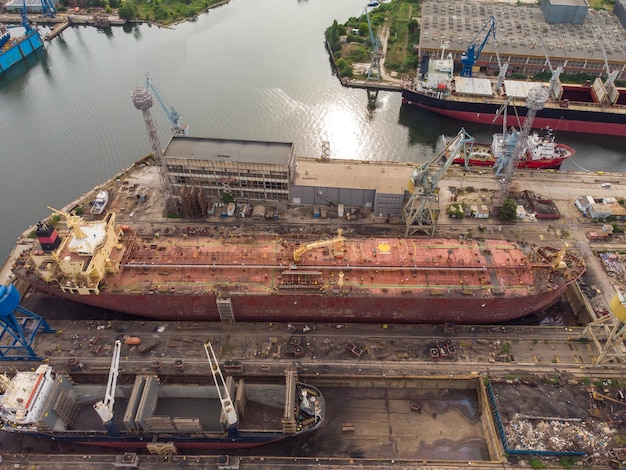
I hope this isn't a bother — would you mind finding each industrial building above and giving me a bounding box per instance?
[158,136,412,218]
[417,0,626,79]
[291,157,411,218]
[5,0,56,13]
[160,136,295,217]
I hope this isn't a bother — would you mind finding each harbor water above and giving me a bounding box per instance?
[1,0,625,262]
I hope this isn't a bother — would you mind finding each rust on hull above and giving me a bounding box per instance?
[13,210,586,324]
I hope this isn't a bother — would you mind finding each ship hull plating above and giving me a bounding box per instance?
[401,88,626,137]
[15,431,292,450]
[19,274,572,324]
[0,30,44,73]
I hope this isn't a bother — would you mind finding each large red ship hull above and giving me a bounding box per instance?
[401,86,626,137]
[17,273,574,324]
[17,214,585,326]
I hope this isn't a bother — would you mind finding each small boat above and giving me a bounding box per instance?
[90,190,109,215]
[410,402,422,412]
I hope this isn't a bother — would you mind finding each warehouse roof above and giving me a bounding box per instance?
[294,157,413,195]
[419,1,626,64]
[163,136,293,166]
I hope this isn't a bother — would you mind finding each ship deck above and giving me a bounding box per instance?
[101,234,558,299]
[409,79,626,115]
[67,382,287,434]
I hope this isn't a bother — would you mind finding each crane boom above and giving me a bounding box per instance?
[293,228,345,262]
[204,342,238,427]
[93,339,122,425]
[460,16,497,77]
[144,74,189,136]
[361,2,382,80]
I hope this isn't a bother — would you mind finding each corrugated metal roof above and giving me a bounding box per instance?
[294,158,413,195]
[163,136,293,166]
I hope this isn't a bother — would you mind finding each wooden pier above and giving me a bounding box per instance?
[44,20,69,40]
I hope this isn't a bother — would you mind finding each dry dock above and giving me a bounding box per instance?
[3,161,626,468]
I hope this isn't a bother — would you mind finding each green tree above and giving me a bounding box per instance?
[118,1,137,19]
[335,58,353,78]
[499,199,518,222]
[324,20,342,54]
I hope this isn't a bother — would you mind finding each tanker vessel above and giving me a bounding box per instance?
[11,205,585,324]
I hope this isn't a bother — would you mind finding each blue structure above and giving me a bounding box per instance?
[0,284,55,361]
[0,2,45,74]
[460,16,497,77]
[145,73,189,136]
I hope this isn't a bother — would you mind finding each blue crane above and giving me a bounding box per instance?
[14,0,56,33]
[361,2,381,80]
[460,16,497,77]
[41,0,57,18]
[145,73,189,136]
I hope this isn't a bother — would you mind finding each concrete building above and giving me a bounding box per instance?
[587,203,612,219]
[418,0,626,79]
[158,137,414,219]
[161,136,295,203]
[5,0,56,13]
[291,157,413,218]
[470,204,490,219]
[575,195,595,213]
[540,0,588,25]
[615,0,626,30]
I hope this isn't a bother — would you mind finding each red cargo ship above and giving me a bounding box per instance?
[401,52,626,137]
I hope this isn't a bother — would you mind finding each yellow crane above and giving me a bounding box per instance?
[592,390,626,407]
[293,229,345,263]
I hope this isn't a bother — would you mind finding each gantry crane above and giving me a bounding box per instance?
[145,73,189,136]
[403,128,475,236]
[361,2,382,81]
[581,290,626,365]
[460,16,497,77]
[93,339,122,436]
[491,86,548,214]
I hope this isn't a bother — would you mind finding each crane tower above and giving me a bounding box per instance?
[581,290,626,365]
[361,2,382,81]
[403,128,475,236]
[132,86,163,162]
[131,84,179,215]
[490,86,548,215]
[145,74,189,136]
